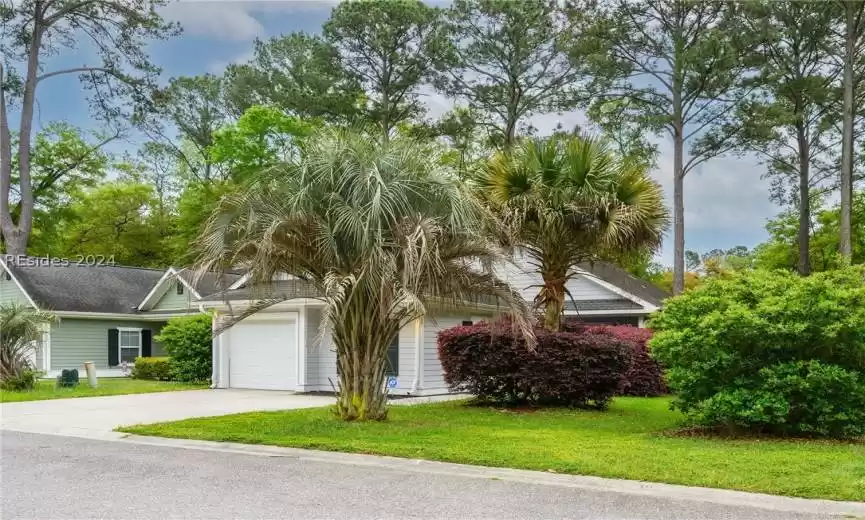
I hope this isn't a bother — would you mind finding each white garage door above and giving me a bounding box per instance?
[228,315,297,390]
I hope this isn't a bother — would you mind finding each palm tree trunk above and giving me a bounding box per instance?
[330,297,393,421]
[538,269,567,331]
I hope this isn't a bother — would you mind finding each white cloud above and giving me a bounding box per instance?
[160,2,266,41]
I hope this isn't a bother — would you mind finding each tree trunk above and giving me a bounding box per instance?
[671,101,685,295]
[0,13,42,256]
[839,1,858,261]
[538,273,566,331]
[796,123,811,276]
[330,296,396,421]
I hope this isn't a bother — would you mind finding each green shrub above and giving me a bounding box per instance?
[650,267,865,438]
[1,369,40,391]
[157,314,212,383]
[131,357,172,381]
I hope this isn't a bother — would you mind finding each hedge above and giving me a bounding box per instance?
[649,267,865,439]
[562,321,666,397]
[438,321,631,409]
[131,357,172,381]
[156,314,213,383]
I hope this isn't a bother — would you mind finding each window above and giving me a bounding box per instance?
[119,329,142,364]
[385,334,399,377]
[461,320,473,326]
[175,282,184,295]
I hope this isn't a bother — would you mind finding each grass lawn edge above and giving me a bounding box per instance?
[116,398,865,502]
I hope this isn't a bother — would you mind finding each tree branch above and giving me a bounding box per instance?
[36,67,111,83]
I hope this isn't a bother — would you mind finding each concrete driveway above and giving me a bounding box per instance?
[0,389,334,438]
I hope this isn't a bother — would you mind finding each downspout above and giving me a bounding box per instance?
[410,318,424,394]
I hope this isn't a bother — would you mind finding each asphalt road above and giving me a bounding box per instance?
[0,431,845,520]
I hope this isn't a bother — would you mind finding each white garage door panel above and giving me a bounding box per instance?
[229,318,297,390]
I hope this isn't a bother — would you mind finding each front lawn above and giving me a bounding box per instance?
[0,378,207,402]
[120,397,865,501]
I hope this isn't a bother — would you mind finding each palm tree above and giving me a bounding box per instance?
[477,135,669,331]
[0,303,54,383]
[196,128,531,421]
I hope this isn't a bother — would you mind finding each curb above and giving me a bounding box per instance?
[107,433,865,517]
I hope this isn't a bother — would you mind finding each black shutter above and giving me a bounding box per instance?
[108,329,119,367]
[385,334,399,377]
[141,330,152,357]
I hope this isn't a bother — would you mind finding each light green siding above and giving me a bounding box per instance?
[0,268,33,307]
[50,318,166,370]
[152,281,197,310]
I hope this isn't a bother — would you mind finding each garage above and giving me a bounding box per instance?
[227,314,298,390]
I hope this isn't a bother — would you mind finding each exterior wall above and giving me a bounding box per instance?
[306,308,336,391]
[152,281,197,310]
[0,269,32,307]
[50,318,166,370]
[419,313,482,395]
[303,309,418,394]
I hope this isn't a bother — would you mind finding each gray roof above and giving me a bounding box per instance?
[565,298,643,311]
[175,269,243,298]
[4,258,243,314]
[577,261,669,307]
[202,279,322,301]
[202,263,668,309]
[7,261,165,313]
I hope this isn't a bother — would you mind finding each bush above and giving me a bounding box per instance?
[650,267,865,438]
[1,369,40,391]
[562,322,666,397]
[438,321,632,409]
[157,314,212,383]
[130,357,172,381]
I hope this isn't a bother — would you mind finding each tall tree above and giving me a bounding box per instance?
[837,1,865,261]
[224,33,362,122]
[55,180,169,267]
[197,128,530,420]
[323,0,442,140]
[0,0,177,254]
[478,135,668,331]
[435,0,584,148]
[16,124,112,255]
[577,0,750,294]
[734,1,838,276]
[145,74,232,183]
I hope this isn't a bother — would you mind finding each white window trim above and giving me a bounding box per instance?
[117,327,143,365]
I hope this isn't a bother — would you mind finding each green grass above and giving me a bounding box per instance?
[119,397,865,501]
[0,378,207,402]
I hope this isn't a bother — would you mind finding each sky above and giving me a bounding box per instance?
[17,0,783,267]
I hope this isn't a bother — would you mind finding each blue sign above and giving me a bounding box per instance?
[387,376,398,388]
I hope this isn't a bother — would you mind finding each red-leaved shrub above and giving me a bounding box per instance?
[437,321,632,409]
[562,321,667,397]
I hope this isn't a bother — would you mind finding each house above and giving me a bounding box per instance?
[0,256,241,377]
[202,257,667,395]
[0,254,665,390]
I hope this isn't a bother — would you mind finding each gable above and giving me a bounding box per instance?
[496,255,623,304]
[497,251,662,311]
[152,280,197,310]
[0,265,34,307]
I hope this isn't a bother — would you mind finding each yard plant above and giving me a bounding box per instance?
[650,267,865,438]
[438,320,631,408]
[196,128,530,421]
[156,314,213,382]
[477,136,668,330]
[0,303,54,390]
